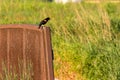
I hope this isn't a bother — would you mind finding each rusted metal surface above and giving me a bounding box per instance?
[0,24,54,80]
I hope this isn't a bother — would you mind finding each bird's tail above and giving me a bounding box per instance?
[38,23,42,29]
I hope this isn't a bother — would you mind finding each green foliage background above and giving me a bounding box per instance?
[0,0,120,80]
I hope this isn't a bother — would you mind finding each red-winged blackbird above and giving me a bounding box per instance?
[38,17,50,29]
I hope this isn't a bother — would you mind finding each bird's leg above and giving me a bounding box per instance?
[40,25,44,29]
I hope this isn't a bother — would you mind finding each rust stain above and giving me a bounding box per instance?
[0,24,54,80]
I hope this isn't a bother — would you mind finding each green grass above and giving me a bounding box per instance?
[0,0,120,80]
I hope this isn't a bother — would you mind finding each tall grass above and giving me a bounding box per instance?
[0,0,120,80]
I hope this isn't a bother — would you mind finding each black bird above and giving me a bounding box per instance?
[38,17,50,29]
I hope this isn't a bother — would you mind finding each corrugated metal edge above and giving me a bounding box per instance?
[0,24,40,31]
[43,27,54,80]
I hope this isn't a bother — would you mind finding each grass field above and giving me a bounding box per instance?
[0,0,120,80]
